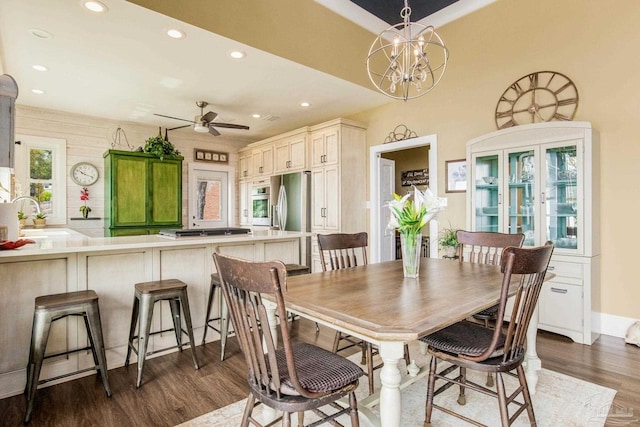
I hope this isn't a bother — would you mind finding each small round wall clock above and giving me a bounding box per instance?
[71,162,99,186]
[495,71,579,130]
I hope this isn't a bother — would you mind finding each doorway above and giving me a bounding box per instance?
[188,163,235,229]
[369,134,439,262]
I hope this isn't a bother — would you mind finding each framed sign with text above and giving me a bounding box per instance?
[401,168,429,186]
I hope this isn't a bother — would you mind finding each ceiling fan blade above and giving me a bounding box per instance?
[209,126,221,136]
[201,111,218,123]
[211,122,250,130]
[153,113,196,124]
[168,124,191,131]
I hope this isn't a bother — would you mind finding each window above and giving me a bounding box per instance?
[14,135,67,225]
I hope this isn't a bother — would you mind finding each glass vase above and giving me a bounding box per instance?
[400,231,422,278]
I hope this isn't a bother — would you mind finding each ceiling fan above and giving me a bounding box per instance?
[154,101,249,136]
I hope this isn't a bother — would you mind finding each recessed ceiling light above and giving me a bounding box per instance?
[31,89,45,95]
[230,51,246,59]
[83,1,108,13]
[300,102,311,107]
[29,28,53,39]
[32,65,48,72]
[252,114,261,118]
[167,29,185,39]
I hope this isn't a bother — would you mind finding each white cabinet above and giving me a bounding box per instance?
[274,133,307,174]
[238,150,252,179]
[467,122,600,344]
[239,180,251,226]
[251,145,273,177]
[311,127,339,167]
[310,119,367,272]
[311,165,339,230]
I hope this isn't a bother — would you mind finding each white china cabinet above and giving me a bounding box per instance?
[466,122,600,344]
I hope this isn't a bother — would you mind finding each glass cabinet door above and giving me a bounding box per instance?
[506,148,536,246]
[544,143,579,250]
[472,153,501,232]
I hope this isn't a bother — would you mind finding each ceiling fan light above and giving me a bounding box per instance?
[193,122,209,133]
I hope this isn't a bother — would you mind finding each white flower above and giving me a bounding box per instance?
[386,186,445,234]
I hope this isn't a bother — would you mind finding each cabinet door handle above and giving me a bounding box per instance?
[498,193,502,205]
[550,287,568,294]
[541,192,546,204]
[547,266,555,271]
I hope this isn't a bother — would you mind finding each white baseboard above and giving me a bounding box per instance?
[595,312,638,338]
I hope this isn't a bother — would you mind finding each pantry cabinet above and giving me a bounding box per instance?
[466,122,599,344]
[104,150,183,236]
[310,119,367,272]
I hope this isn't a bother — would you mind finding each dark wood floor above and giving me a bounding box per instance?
[1,320,638,426]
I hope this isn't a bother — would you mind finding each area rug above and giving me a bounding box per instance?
[179,347,616,427]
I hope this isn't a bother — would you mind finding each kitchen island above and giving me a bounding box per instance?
[0,228,305,398]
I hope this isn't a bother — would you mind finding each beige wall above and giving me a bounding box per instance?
[350,0,640,320]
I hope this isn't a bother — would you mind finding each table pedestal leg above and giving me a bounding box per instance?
[524,304,541,394]
[377,342,404,427]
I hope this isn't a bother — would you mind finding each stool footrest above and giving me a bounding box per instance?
[43,345,92,361]
[37,365,99,386]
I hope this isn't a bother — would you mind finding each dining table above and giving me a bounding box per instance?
[263,257,544,427]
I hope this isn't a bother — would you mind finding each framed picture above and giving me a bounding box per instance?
[445,159,467,193]
[194,148,229,164]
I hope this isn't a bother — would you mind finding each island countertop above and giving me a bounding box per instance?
[0,227,307,399]
[0,228,310,258]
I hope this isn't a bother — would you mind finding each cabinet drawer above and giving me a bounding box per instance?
[547,260,583,280]
[539,281,583,332]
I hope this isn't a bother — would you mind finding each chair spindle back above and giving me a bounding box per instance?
[456,230,525,265]
[317,232,368,272]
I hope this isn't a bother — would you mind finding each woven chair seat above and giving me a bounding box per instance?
[420,321,505,357]
[275,343,363,396]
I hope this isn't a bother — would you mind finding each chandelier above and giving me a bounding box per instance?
[366,0,449,101]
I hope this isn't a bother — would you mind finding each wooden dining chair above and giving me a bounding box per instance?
[213,253,363,427]
[420,242,554,427]
[456,230,525,327]
[317,232,410,395]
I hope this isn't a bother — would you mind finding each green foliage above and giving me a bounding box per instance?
[140,131,181,160]
[35,213,47,219]
[79,205,92,215]
[17,211,26,220]
[29,149,52,180]
[438,226,459,248]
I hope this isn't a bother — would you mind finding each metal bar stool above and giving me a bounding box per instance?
[125,279,199,388]
[202,263,312,361]
[24,290,111,423]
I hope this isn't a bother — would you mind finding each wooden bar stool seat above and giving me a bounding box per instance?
[25,290,111,423]
[125,279,199,388]
[202,263,312,360]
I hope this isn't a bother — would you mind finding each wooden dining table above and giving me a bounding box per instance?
[263,257,543,427]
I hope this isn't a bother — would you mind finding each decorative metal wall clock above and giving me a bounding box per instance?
[495,71,579,129]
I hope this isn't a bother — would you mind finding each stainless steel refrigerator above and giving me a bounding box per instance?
[271,171,311,266]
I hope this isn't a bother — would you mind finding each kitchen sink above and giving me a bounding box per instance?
[20,228,86,239]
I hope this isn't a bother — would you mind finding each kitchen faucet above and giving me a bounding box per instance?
[10,196,42,215]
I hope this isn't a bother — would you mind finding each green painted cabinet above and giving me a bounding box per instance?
[104,150,183,236]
